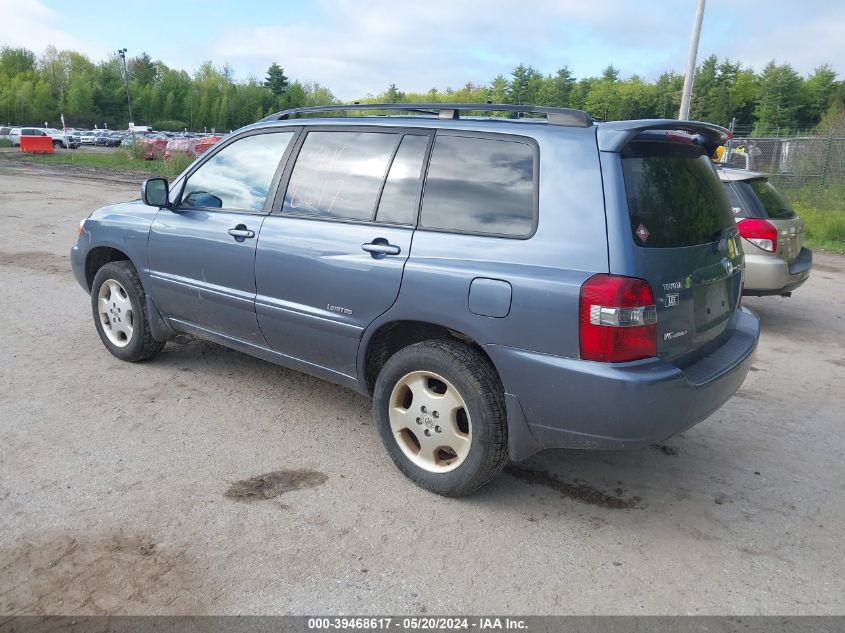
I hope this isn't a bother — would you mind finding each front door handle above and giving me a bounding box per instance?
[228,224,255,242]
[362,240,400,256]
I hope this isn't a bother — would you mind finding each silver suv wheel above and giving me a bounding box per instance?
[388,370,472,473]
[96,278,134,347]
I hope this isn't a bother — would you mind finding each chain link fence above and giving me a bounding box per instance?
[721,132,845,191]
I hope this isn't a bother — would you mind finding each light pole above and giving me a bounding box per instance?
[679,0,706,120]
[118,48,134,127]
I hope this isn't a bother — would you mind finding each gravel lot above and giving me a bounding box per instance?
[0,165,843,616]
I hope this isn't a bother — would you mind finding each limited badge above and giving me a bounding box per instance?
[636,224,650,242]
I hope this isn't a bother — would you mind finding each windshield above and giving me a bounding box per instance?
[621,141,735,248]
[735,178,797,220]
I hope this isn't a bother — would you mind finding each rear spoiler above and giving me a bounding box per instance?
[596,119,731,156]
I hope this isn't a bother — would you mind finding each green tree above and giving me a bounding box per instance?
[754,61,804,134]
[384,83,404,102]
[264,62,289,97]
[488,74,509,104]
[689,54,719,121]
[508,64,542,104]
[536,67,575,107]
[0,47,36,77]
[801,65,837,127]
[130,52,157,86]
[601,65,620,82]
[64,76,94,125]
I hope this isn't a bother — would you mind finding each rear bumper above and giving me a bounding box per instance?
[486,307,759,460]
[743,247,812,296]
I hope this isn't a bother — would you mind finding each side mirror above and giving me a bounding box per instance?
[141,178,169,208]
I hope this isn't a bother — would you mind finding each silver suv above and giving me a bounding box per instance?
[719,167,812,296]
[71,104,759,495]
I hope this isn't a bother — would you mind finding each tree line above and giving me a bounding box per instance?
[1,45,843,135]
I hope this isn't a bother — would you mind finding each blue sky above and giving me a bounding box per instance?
[2,0,843,98]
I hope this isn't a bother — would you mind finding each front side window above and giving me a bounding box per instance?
[283,131,399,221]
[181,132,294,211]
[420,135,535,237]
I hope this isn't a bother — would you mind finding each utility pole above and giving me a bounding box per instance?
[679,0,706,120]
[118,48,134,127]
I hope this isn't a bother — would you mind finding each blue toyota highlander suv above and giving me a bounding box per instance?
[71,104,759,495]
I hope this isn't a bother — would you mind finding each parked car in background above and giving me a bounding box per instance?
[17,127,65,148]
[71,104,760,495]
[0,126,14,142]
[79,131,99,145]
[45,128,79,149]
[7,127,22,146]
[94,131,123,147]
[718,167,812,297]
[110,132,126,147]
[65,131,82,147]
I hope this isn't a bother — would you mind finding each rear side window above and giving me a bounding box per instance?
[421,135,535,237]
[621,141,735,248]
[375,134,429,225]
[283,131,398,221]
[722,182,748,218]
[735,178,797,220]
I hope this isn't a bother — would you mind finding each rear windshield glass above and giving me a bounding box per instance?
[735,178,797,220]
[621,141,735,248]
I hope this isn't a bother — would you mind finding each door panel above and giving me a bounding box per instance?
[148,210,265,344]
[255,218,412,375]
[147,129,297,344]
[254,129,429,376]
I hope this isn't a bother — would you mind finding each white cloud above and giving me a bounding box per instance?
[712,12,845,74]
[0,0,108,61]
[213,0,669,98]
[211,0,844,98]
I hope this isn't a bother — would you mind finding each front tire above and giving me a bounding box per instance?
[91,261,165,362]
[373,339,508,496]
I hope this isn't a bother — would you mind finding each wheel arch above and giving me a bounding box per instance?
[359,319,501,396]
[84,246,133,291]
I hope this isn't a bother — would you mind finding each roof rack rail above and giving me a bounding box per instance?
[259,103,593,128]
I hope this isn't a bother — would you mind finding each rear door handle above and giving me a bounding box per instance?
[228,224,255,241]
[362,241,401,256]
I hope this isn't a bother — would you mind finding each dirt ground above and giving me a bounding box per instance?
[0,164,843,616]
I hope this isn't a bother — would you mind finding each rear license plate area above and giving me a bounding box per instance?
[694,280,730,333]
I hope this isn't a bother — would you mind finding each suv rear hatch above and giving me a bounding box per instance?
[599,122,743,366]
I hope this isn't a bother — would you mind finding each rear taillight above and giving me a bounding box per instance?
[579,274,658,363]
[737,218,777,253]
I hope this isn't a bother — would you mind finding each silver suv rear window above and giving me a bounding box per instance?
[734,178,797,220]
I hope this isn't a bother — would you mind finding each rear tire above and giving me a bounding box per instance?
[373,339,508,496]
[91,261,165,362]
